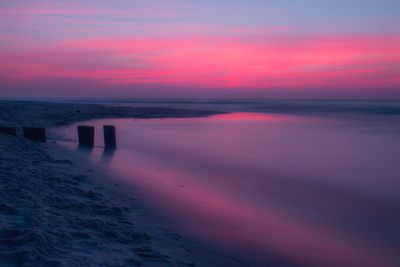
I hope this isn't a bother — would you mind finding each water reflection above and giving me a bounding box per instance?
[101,149,116,164]
[75,146,94,156]
[52,112,400,267]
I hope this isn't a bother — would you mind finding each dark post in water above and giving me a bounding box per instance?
[23,127,46,142]
[0,127,17,136]
[78,126,95,147]
[103,125,116,149]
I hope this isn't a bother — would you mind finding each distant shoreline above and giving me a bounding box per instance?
[0,100,224,127]
[2,99,400,122]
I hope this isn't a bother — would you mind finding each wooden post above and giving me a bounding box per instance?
[103,125,116,149]
[0,127,17,136]
[23,127,46,142]
[78,126,94,147]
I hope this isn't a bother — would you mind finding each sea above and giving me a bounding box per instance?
[50,99,400,267]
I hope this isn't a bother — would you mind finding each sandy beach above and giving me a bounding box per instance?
[0,101,239,267]
[2,100,400,267]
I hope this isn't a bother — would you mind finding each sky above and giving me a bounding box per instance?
[0,0,400,98]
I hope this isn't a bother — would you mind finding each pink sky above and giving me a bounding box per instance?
[1,0,399,98]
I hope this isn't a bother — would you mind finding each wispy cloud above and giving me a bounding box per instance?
[1,33,399,90]
[1,0,399,97]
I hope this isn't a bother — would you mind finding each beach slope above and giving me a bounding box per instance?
[0,101,237,267]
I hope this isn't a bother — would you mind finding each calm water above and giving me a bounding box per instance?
[51,109,400,267]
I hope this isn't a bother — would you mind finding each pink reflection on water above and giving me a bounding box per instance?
[52,112,400,266]
[109,158,398,267]
[210,112,285,121]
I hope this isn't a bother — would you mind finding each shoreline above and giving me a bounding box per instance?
[0,100,224,127]
[0,101,240,267]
